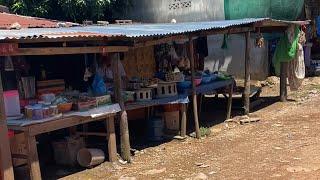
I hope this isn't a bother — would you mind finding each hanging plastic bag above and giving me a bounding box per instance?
[221,34,229,49]
[91,74,107,96]
[4,56,14,71]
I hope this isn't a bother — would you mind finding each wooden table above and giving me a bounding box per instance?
[125,79,234,137]
[7,113,118,180]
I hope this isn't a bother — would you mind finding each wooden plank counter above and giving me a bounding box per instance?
[7,104,121,180]
[125,79,234,137]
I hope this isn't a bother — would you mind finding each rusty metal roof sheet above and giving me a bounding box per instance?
[0,12,77,29]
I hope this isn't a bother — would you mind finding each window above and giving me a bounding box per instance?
[169,0,192,10]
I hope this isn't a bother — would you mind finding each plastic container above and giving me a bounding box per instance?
[95,95,112,106]
[57,103,73,113]
[7,130,14,138]
[49,105,59,116]
[77,148,105,167]
[4,90,21,117]
[194,78,202,86]
[24,106,33,119]
[43,107,50,118]
[32,107,43,120]
[41,93,55,103]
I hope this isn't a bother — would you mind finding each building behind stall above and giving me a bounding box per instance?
[305,0,320,20]
[126,0,305,80]
[0,5,9,13]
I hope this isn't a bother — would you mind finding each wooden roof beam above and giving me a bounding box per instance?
[1,46,129,56]
[133,35,188,48]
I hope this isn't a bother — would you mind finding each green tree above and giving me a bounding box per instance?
[0,0,132,23]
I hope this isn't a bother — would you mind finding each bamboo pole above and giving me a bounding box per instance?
[244,31,251,115]
[189,36,201,139]
[0,72,14,180]
[112,53,131,162]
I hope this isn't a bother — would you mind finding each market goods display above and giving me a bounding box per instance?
[135,88,153,102]
[155,82,178,98]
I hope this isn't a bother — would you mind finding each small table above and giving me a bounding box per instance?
[125,79,234,137]
[7,104,121,180]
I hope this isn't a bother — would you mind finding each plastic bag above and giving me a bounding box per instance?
[91,74,107,96]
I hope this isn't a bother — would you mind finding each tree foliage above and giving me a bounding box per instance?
[0,0,132,22]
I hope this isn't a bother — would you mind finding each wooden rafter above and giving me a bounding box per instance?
[1,46,129,56]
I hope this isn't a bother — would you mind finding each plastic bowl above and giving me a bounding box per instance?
[57,102,73,113]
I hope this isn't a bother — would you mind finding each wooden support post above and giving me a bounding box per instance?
[189,36,201,139]
[106,116,117,162]
[112,53,131,162]
[24,132,41,180]
[0,73,14,180]
[280,62,288,102]
[198,95,203,118]
[180,104,187,137]
[226,82,234,120]
[244,31,251,115]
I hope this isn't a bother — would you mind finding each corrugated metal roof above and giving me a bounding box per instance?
[0,12,77,29]
[0,18,268,40]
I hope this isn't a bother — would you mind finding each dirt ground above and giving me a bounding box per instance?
[63,77,320,180]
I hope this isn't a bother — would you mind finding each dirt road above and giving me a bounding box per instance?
[64,77,320,180]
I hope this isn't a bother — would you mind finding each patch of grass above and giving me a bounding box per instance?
[291,83,320,100]
[309,84,320,91]
[200,127,211,137]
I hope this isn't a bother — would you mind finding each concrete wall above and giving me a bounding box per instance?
[128,0,225,23]
[205,34,269,80]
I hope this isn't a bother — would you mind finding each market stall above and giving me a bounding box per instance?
[0,17,310,180]
[0,40,129,180]
[7,105,120,180]
[121,39,234,137]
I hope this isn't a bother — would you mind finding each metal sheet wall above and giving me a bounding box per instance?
[205,34,269,80]
[127,0,225,23]
[224,0,304,20]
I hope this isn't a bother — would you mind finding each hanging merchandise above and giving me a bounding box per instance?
[287,31,306,91]
[177,44,191,71]
[21,76,36,99]
[91,74,107,96]
[83,68,92,82]
[273,25,300,76]
[169,46,179,60]
[317,16,320,37]
[256,28,265,48]
[221,34,229,49]
[4,56,14,71]
[40,64,47,80]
